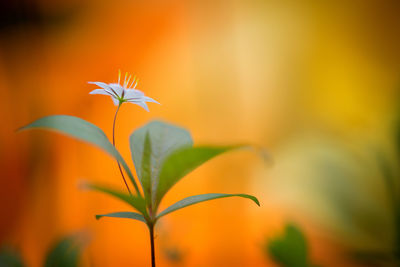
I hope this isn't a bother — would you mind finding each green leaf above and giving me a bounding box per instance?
[0,247,25,267]
[157,193,259,219]
[19,115,140,195]
[267,223,319,267]
[44,235,84,267]
[96,212,146,223]
[155,146,241,208]
[85,183,147,216]
[140,132,152,206]
[130,120,192,206]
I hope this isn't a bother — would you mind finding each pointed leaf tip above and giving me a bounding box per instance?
[157,193,259,219]
[86,183,147,216]
[155,145,245,208]
[18,115,140,195]
[95,212,146,223]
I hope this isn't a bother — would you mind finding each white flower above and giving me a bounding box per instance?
[89,71,159,111]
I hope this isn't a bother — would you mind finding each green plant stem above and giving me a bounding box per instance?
[112,104,132,195]
[149,224,156,267]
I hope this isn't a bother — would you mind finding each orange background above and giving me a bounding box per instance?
[2,0,400,266]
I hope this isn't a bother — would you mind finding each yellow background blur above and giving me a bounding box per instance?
[2,0,400,266]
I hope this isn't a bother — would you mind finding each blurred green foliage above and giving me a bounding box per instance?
[266,223,320,267]
[0,247,25,267]
[0,234,85,267]
[44,236,83,267]
[263,107,400,266]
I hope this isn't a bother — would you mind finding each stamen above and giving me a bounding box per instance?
[128,75,136,88]
[125,75,132,88]
[133,78,139,89]
[124,72,128,87]
[118,69,121,84]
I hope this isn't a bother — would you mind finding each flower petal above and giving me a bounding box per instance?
[111,96,120,106]
[88,81,111,90]
[109,83,124,97]
[89,89,110,96]
[133,101,149,112]
[133,89,145,96]
[124,89,142,99]
[143,96,160,104]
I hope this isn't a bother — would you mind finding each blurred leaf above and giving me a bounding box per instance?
[162,246,185,263]
[130,120,192,207]
[157,193,259,219]
[394,110,400,158]
[96,212,146,223]
[374,150,397,208]
[19,115,138,192]
[155,146,241,208]
[0,247,25,267]
[267,223,319,267]
[44,235,84,267]
[85,183,147,217]
[351,250,398,266]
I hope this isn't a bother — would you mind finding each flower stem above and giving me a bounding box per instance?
[149,223,156,267]
[112,104,132,195]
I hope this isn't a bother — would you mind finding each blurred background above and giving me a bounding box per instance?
[2,0,400,266]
